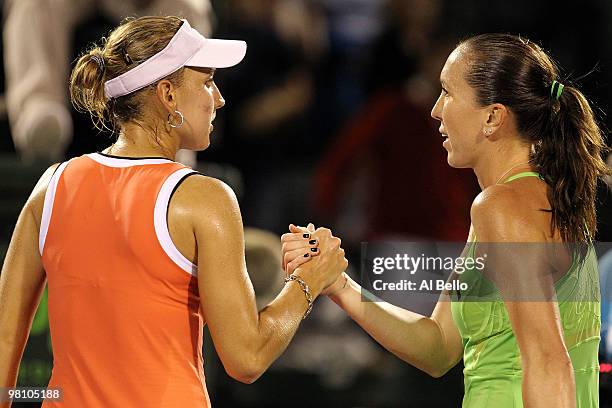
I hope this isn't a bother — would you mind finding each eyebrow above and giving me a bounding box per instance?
[203,70,215,82]
[196,67,215,77]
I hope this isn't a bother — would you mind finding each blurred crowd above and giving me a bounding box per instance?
[2,0,612,406]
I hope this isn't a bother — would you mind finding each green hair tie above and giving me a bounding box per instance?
[550,80,565,100]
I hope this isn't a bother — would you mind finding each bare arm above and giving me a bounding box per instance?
[328,274,463,377]
[471,186,575,408]
[0,164,58,396]
[173,176,347,384]
[282,225,463,378]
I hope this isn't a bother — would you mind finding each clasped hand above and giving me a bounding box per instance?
[280,223,348,296]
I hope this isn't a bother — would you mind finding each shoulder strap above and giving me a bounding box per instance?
[153,168,200,276]
[503,171,541,184]
[39,161,71,255]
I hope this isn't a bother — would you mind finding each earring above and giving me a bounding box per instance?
[484,129,492,135]
[168,110,184,128]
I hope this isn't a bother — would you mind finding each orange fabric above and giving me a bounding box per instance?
[41,155,210,407]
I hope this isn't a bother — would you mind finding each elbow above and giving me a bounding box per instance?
[230,370,262,385]
[393,345,458,379]
[427,369,445,379]
[421,353,459,378]
[408,358,454,379]
[224,355,266,384]
[426,364,452,379]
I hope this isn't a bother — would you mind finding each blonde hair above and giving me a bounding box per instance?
[70,16,186,131]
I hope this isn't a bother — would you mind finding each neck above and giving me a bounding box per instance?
[473,140,533,189]
[105,123,179,160]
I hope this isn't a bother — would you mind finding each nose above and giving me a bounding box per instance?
[213,82,225,110]
[431,93,443,121]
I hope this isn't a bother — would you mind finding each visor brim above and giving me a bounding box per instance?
[185,39,247,69]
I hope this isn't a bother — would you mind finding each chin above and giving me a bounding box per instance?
[446,152,470,169]
[181,139,210,152]
[194,140,211,151]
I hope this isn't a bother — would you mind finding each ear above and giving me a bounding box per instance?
[483,103,508,137]
[155,79,177,115]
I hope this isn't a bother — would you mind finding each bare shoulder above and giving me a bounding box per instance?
[172,173,238,209]
[470,184,544,242]
[471,184,522,221]
[169,173,242,231]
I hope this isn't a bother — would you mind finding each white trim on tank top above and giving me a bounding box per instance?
[154,168,198,276]
[41,154,197,275]
[39,161,71,255]
[86,152,174,167]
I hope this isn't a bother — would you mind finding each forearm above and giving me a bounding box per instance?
[329,275,453,376]
[239,269,323,381]
[0,291,41,391]
[0,336,25,389]
[0,339,21,408]
[523,358,575,407]
[0,289,43,390]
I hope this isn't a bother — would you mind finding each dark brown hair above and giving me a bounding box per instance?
[459,33,610,243]
[69,16,185,131]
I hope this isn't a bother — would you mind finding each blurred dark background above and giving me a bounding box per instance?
[1,0,612,407]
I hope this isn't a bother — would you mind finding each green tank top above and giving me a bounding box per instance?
[450,172,600,407]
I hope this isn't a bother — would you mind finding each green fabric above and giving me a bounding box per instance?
[503,171,541,183]
[450,172,600,407]
[551,80,565,100]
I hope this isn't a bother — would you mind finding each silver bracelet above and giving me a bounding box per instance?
[285,274,314,319]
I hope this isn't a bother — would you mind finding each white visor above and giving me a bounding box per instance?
[104,19,247,99]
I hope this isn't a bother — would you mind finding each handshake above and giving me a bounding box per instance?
[280,223,349,298]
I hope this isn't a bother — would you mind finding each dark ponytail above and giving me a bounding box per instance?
[535,85,610,242]
[460,33,610,243]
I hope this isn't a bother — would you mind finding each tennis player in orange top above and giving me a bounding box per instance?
[0,16,347,408]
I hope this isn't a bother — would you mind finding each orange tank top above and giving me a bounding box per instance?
[39,152,210,407]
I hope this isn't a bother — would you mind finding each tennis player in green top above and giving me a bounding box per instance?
[281,34,610,407]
